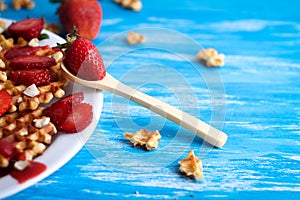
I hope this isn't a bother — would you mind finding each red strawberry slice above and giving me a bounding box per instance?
[0,89,12,116]
[44,102,69,126]
[44,92,84,126]
[0,140,16,159]
[4,45,51,60]
[10,69,51,86]
[57,92,84,107]
[9,55,57,70]
[58,103,93,133]
[7,18,44,41]
[63,37,106,81]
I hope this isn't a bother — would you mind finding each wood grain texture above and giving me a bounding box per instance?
[2,0,300,199]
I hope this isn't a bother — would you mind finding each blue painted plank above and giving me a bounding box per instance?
[1,0,300,199]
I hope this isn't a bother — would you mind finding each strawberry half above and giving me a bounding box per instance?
[0,89,12,116]
[63,36,106,81]
[7,18,44,41]
[4,45,51,60]
[58,103,93,133]
[44,92,84,126]
[10,69,52,86]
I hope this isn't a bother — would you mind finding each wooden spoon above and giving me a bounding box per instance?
[60,63,228,148]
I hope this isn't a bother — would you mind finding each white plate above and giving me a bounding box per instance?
[0,18,103,199]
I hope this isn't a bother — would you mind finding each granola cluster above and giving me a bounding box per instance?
[178,150,203,180]
[124,129,161,150]
[196,48,225,67]
[127,31,146,45]
[114,0,142,12]
[0,0,35,11]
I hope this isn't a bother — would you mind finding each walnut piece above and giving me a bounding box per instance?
[196,48,225,67]
[114,0,142,12]
[13,0,35,10]
[178,150,203,180]
[127,31,146,45]
[124,129,161,150]
[0,0,8,11]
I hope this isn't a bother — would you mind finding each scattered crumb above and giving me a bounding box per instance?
[114,0,142,12]
[12,0,35,10]
[124,129,161,150]
[0,20,6,29]
[127,31,146,45]
[0,0,8,11]
[196,48,225,67]
[178,150,203,180]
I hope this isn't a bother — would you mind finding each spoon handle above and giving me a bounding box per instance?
[99,74,227,148]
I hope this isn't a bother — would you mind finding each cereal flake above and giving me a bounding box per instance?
[124,129,161,150]
[127,31,146,45]
[178,150,203,180]
[196,48,225,67]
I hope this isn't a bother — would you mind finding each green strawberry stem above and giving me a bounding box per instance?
[38,33,49,40]
[55,27,80,49]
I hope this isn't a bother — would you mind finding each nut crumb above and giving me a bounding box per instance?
[127,31,146,45]
[0,0,8,11]
[124,129,161,150]
[196,48,225,67]
[13,0,35,10]
[178,150,203,180]
[114,0,142,12]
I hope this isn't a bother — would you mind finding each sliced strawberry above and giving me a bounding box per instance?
[44,102,69,126]
[58,92,84,106]
[44,92,84,126]
[58,103,93,133]
[9,55,57,70]
[10,69,51,86]
[7,18,44,41]
[4,45,51,60]
[0,140,16,159]
[0,89,12,116]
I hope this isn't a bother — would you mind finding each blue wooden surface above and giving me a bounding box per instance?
[1,0,300,199]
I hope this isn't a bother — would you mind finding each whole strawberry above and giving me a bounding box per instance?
[51,0,102,40]
[62,32,106,80]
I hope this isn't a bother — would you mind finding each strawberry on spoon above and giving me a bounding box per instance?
[58,29,106,81]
